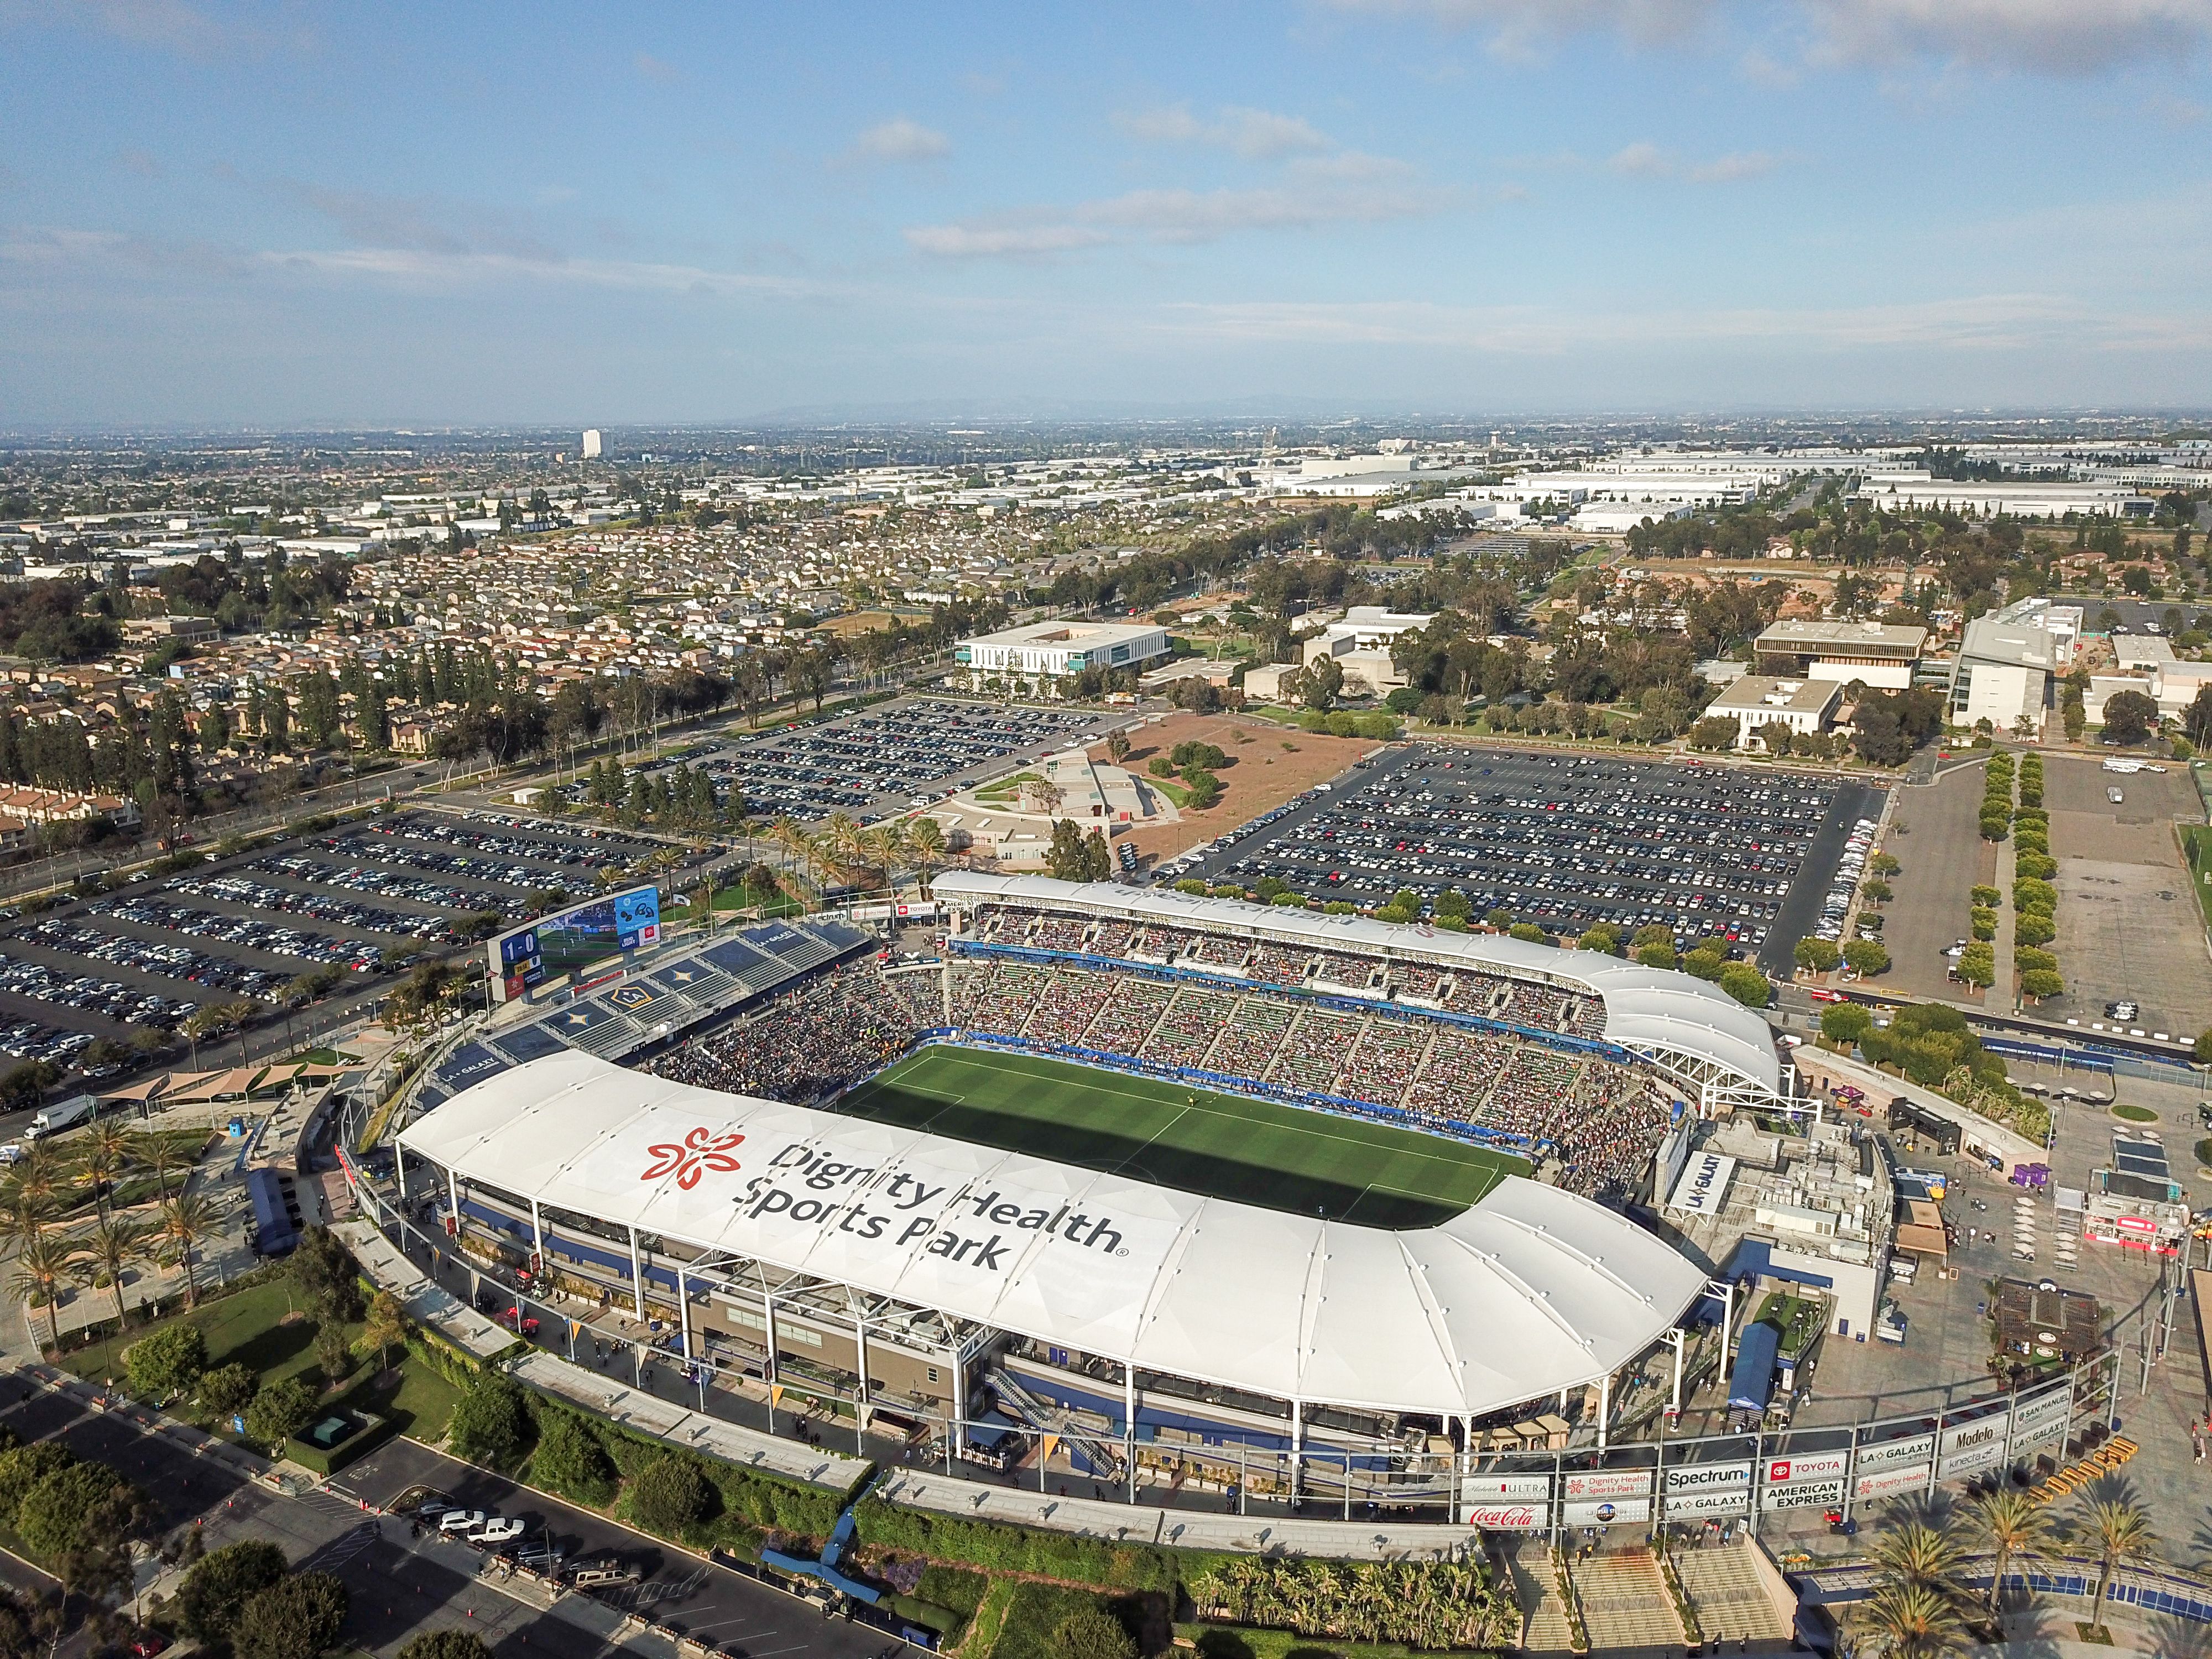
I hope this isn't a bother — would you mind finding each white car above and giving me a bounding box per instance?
[0,1144,22,1165]
[438,1509,488,1535]
[469,1517,525,1545]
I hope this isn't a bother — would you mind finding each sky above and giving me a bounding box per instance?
[3,0,2210,427]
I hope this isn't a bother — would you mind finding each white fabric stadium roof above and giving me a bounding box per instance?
[932,871,1783,1098]
[399,1050,1707,1420]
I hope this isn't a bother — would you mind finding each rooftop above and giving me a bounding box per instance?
[1705,676,1841,717]
[1755,618,1930,654]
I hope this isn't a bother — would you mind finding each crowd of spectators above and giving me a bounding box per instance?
[650,961,921,1103]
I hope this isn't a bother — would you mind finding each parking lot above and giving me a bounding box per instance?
[1187,744,1871,972]
[0,808,683,1071]
[2042,754,2212,1039]
[646,696,1119,823]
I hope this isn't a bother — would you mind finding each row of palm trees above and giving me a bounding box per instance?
[0,1120,221,1352]
[761,813,948,898]
[1854,1480,2160,1655]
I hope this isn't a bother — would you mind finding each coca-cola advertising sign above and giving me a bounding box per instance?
[1464,1503,1549,1531]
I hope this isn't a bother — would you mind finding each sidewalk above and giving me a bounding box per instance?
[1797,1045,2047,1167]
[872,1468,1475,1562]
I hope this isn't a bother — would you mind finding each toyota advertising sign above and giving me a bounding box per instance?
[1763,1452,1850,1486]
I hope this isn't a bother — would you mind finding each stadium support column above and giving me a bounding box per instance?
[765,1293,780,1433]
[1290,1398,1303,1505]
[1124,1362,1138,1504]
[1597,1370,1612,1451]
[529,1197,545,1270]
[393,1140,408,1206]
[1670,1328,1685,1416]
[447,1168,461,1230]
[627,1226,645,1320]
[676,1262,691,1364]
[854,1314,872,1455]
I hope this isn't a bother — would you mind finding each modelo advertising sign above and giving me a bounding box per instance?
[1937,1415,2010,1480]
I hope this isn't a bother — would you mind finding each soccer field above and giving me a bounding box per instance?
[836,1045,1520,1228]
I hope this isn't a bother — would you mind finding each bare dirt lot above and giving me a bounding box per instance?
[1098,712,1378,863]
[2042,754,2211,1036]
[1880,759,1998,1003]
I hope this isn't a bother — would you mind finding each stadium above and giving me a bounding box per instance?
[393,870,1786,1512]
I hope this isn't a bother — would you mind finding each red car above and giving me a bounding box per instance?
[1807,988,1845,1004]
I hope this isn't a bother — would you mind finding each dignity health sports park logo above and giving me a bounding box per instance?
[642,1127,746,1190]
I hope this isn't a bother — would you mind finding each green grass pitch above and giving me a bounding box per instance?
[836,1045,1520,1228]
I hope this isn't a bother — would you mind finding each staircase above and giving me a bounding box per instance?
[1507,1540,1578,1656]
[1574,1546,1687,1653]
[1675,1537,1794,1647]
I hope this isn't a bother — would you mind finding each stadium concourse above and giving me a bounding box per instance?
[378,872,1796,1515]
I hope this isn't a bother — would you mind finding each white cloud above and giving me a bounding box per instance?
[1606,142,1779,181]
[1155,291,2212,351]
[902,223,1109,258]
[1113,102,1332,160]
[839,117,952,166]
[1321,0,2212,74]
[1804,0,2212,74]
[905,154,1446,260]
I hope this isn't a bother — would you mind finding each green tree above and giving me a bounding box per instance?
[313,1321,352,1389]
[1955,943,1996,988]
[1635,938,1677,971]
[1718,962,1771,1008]
[1820,1003,1874,1047]
[1051,1606,1140,1659]
[289,1226,364,1326]
[2020,968,2064,1000]
[446,1373,533,1469]
[630,1455,713,1537]
[244,1377,316,1449]
[1842,939,1891,977]
[17,1462,133,1558]
[2196,1027,2212,1066]
[179,1541,290,1643]
[361,1290,407,1373]
[0,1444,76,1528]
[398,1634,492,1659]
[233,1571,349,1659]
[200,1361,258,1418]
[1967,1486,2056,1615]
[531,1413,618,1507]
[125,1322,208,1398]
[1794,937,1841,974]
[2099,688,2158,745]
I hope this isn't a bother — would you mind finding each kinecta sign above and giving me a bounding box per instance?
[728,1143,1131,1273]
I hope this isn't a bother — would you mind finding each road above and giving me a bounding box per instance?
[0,1371,894,1659]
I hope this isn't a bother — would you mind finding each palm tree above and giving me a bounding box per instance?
[0,1193,62,1260]
[1968,1485,2057,1614]
[857,825,902,891]
[905,817,946,896]
[131,1129,195,1204]
[9,1231,79,1353]
[1854,1578,1969,1658]
[1,1140,67,1216]
[2079,1494,2158,1636]
[72,1118,137,1222]
[153,1191,220,1308]
[180,1006,221,1071]
[821,813,862,883]
[74,1214,155,1331]
[1869,1512,1970,1596]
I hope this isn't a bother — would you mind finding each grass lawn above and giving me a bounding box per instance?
[838,1046,1516,1228]
[57,1277,465,1446]
[2181,825,2212,931]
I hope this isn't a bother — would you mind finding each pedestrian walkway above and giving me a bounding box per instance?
[1573,1546,1683,1651]
[1674,1537,1794,1646]
[1506,1538,1576,1656]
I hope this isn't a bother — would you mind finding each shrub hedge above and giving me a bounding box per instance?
[851,1496,1178,1591]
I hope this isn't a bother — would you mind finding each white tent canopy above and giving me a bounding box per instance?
[399,1050,1708,1420]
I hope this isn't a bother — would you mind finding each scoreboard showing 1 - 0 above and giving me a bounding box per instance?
[486,883,662,1003]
